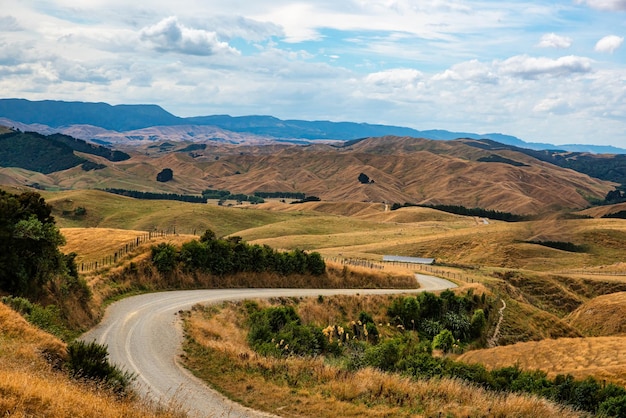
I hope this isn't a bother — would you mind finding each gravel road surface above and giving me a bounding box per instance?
[81,275,456,417]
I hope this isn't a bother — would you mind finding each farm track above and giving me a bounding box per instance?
[80,275,456,418]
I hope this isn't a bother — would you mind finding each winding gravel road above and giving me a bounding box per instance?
[81,275,456,418]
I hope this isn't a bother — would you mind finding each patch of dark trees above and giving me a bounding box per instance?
[477,154,529,167]
[202,189,265,204]
[602,210,626,219]
[464,139,626,189]
[254,191,306,200]
[103,188,206,203]
[156,168,173,182]
[290,196,321,204]
[151,230,326,276]
[358,172,374,184]
[0,131,128,174]
[391,203,527,222]
[81,161,106,171]
[178,143,207,153]
[525,240,588,253]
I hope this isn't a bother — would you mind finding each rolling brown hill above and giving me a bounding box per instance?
[3,136,614,214]
[565,292,626,337]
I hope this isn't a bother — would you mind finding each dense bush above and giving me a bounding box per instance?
[387,290,488,344]
[0,191,77,297]
[242,295,626,416]
[154,230,326,277]
[247,306,336,357]
[66,340,135,395]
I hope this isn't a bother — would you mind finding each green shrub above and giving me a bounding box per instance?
[247,306,334,357]
[363,339,400,371]
[599,395,626,417]
[150,243,178,274]
[66,340,135,396]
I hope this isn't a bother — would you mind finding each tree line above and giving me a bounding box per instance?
[391,202,527,222]
[151,229,326,276]
[103,188,207,203]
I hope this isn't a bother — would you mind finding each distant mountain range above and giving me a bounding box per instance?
[0,98,624,154]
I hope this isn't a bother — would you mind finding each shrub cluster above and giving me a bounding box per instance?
[66,340,135,396]
[243,292,626,416]
[247,305,338,357]
[150,230,326,276]
[387,290,489,346]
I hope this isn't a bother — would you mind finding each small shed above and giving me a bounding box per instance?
[383,255,435,265]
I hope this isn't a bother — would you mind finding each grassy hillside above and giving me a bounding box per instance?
[458,336,626,387]
[1,135,614,214]
[566,292,626,337]
[4,185,626,416]
[0,303,179,417]
[180,295,581,417]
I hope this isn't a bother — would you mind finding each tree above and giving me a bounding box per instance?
[156,168,173,182]
[0,191,69,296]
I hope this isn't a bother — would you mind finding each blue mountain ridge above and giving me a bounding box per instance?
[0,98,623,154]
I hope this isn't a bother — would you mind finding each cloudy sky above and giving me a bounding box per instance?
[1,1,625,146]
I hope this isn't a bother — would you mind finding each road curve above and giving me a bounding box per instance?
[81,275,456,418]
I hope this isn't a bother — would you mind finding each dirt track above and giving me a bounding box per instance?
[81,276,456,418]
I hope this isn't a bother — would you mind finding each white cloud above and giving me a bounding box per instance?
[595,35,624,53]
[365,68,423,88]
[576,0,626,11]
[433,60,497,83]
[140,16,239,56]
[498,55,592,79]
[537,33,572,49]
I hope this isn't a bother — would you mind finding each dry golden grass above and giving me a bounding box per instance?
[458,335,626,387]
[60,227,195,265]
[0,303,181,418]
[182,299,581,417]
[566,292,626,336]
[32,188,626,273]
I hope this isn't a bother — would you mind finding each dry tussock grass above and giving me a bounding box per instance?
[182,300,580,417]
[458,335,626,386]
[61,227,194,265]
[0,303,181,418]
[566,292,626,336]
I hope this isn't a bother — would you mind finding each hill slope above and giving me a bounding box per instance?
[0,131,129,174]
[1,135,613,214]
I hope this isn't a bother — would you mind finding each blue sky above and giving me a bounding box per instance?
[1,1,625,146]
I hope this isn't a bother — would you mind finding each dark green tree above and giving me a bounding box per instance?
[156,168,173,182]
[0,191,69,296]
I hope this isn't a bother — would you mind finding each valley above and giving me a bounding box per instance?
[3,122,626,416]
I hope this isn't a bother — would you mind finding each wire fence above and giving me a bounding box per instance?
[325,257,476,283]
[79,234,478,285]
[79,230,181,273]
[559,270,626,277]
